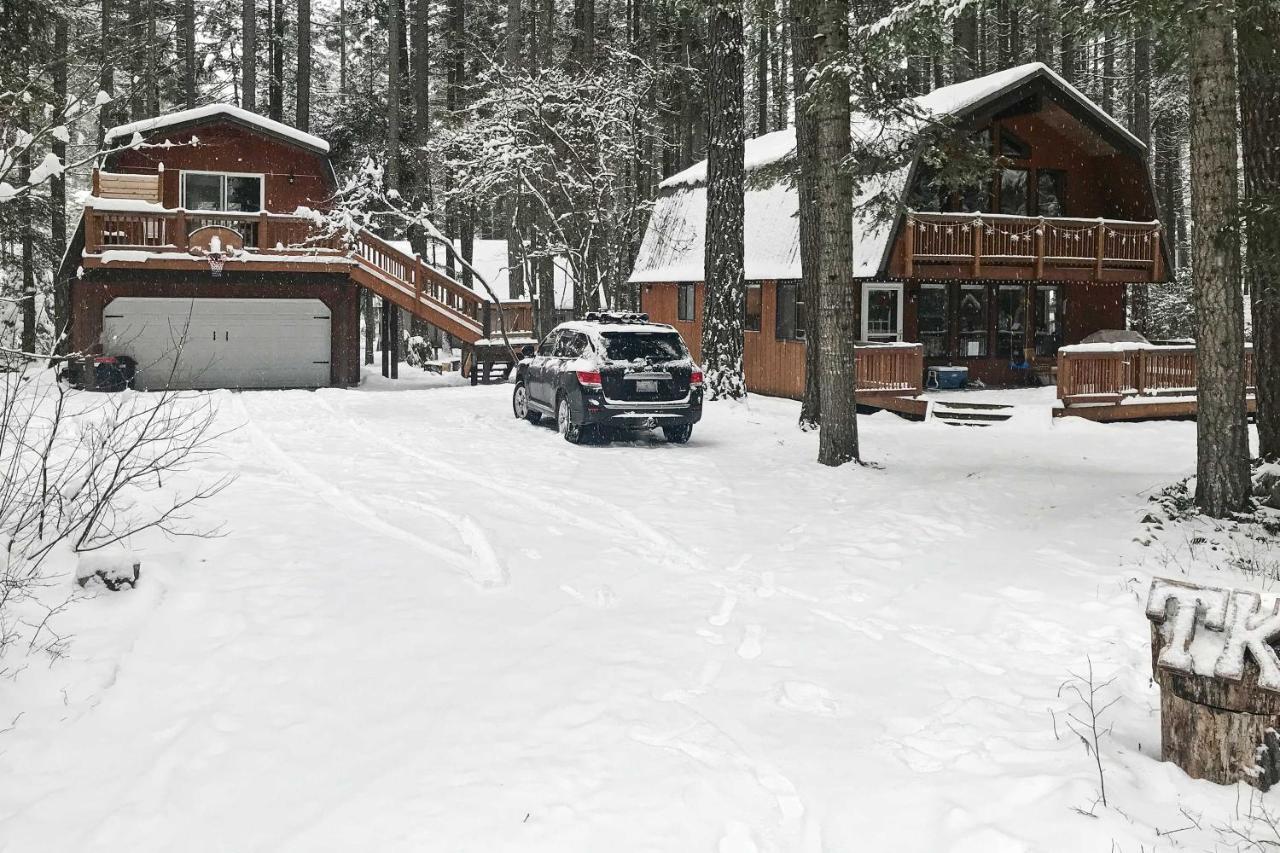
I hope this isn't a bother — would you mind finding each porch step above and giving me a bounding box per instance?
[930,400,1016,427]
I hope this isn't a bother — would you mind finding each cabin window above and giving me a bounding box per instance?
[745,284,762,332]
[1035,285,1063,356]
[1037,170,1067,216]
[999,129,1031,159]
[180,171,263,212]
[996,285,1026,360]
[999,168,1031,216]
[677,284,695,321]
[775,280,805,340]
[918,284,949,358]
[958,284,988,357]
[959,181,990,214]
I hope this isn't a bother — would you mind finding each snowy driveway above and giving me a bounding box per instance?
[0,378,1229,851]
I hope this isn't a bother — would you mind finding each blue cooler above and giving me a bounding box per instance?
[928,366,968,390]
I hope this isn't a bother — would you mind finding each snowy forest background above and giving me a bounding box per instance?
[0,0,1216,353]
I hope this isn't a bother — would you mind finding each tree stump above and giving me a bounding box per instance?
[1151,623,1280,788]
[1148,578,1280,789]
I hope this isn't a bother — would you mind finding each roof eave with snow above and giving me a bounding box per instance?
[104,104,331,155]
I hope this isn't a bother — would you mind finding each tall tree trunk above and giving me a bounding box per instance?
[180,0,196,107]
[1101,0,1115,115]
[411,0,430,200]
[771,0,787,131]
[99,0,115,140]
[755,0,769,137]
[52,14,69,346]
[297,0,311,130]
[1190,0,1249,515]
[146,0,158,114]
[792,0,820,427]
[387,0,401,191]
[269,0,284,121]
[1240,0,1280,458]
[1059,0,1079,83]
[1034,0,1051,65]
[127,0,144,119]
[815,0,858,464]
[338,0,347,101]
[18,112,35,355]
[1130,19,1152,334]
[242,0,256,110]
[952,2,978,81]
[701,0,747,400]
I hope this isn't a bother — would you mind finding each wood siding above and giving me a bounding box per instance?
[642,278,1127,394]
[71,270,362,386]
[107,121,334,213]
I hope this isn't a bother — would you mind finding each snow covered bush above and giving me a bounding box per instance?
[0,365,231,665]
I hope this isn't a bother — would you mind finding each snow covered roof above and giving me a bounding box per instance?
[389,238,575,310]
[104,104,330,155]
[630,62,1142,284]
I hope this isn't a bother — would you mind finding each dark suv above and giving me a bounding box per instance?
[512,312,703,444]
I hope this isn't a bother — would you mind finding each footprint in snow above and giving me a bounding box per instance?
[773,681,838,717]
[697,628,725,646]
[755,571,776,599]
[737,624,764,660]
[718,821,759,853]
[709,594,737,627]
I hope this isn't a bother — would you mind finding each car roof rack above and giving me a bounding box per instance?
[583,311,650,324]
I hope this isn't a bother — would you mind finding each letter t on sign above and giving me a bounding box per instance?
[1146,579,1230,673]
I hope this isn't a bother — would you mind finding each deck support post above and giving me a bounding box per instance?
[380,299,391,378]
[904,216,915,279]
[1034,218,1045,279]
[1095,220,1106,280]
[971,218,983,277]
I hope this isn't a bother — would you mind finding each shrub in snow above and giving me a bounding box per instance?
[75,549,141,591]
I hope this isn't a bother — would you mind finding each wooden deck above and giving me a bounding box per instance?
[1055,344,1255,421]
[899,212,1165,284]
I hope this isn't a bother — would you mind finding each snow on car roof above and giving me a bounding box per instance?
[104,104,331,154]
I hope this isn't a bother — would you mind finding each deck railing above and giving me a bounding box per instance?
[854,343,924,396]
[85,205,346,254]
[905,212,1164,282]
[1058,345,1254,406]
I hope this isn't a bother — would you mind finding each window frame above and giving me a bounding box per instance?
[1034,284,1064,357]
[179,169,266,213]
[957,283,990,358]
[744,283,762,333]
[1035,169,1068,217]
[677,283,696,322]
[998,167,1032,216]
[860,283,903,343]
[996,284,1027,360]
[774,280,806,341]
[918,283,950,359]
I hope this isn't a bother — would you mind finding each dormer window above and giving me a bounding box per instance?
[181,171,263,212]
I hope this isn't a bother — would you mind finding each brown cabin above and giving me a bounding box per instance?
[631,63,1170,396]
[61,105,491,390]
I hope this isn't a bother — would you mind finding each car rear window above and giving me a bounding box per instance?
[599,331,687,363]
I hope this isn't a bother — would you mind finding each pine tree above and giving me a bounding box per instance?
[701,0,747,400]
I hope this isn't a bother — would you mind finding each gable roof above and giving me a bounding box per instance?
[104,104,331,155]
[630,62,1146,284]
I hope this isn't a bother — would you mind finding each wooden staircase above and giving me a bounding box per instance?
[930,399,1015,427]
[348,229,489,345]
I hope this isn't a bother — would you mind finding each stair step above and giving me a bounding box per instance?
[931,409,1012,422]
[936,418,993,428]
[933,400,1015,411]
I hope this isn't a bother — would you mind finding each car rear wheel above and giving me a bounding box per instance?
[557,396,584,444]
[662,423,693,444]
[513,381,540,423]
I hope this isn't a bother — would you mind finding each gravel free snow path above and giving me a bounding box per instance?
[0,377,1246,851]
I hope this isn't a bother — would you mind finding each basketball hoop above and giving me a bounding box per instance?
[207,252,225,277]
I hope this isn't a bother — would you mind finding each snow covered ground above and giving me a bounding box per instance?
[0,373,1272,851]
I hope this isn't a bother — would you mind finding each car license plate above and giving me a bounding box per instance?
[636,380,658,393]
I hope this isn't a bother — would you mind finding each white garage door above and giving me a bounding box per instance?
[102,297,332,390]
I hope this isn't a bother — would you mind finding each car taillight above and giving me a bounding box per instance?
[690,370,704,387]
[576,370,602,388]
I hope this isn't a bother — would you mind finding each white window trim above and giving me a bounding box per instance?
[861,282,903,342]
[179,169,266,212]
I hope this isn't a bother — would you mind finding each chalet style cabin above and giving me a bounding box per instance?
[631,63,1171,399]
[59,105,492,390]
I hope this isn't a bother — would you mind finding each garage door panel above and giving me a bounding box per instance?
[102,298,331,390]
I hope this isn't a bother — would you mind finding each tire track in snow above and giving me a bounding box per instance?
[231,395,507,588]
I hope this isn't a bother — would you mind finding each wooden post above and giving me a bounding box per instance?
[84,208,99,253]
[91,168,101,196]
[483,302,492,338]
[258,211,270,250]
[415,257,425,304]
[380,299,390,378]
[1094,220,1106,280]
[904,217,915,279]
[1133,348,1146,396]
[1152,226,1164,282]
[389,306,400,379]
[1034,218,1045,279]
[972,218,983,278]
[173,210,188,251]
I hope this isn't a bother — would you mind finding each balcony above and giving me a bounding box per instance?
[900,212,1166,284]
[84,204,342,256]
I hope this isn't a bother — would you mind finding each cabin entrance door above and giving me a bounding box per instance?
[861,283,903,344]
